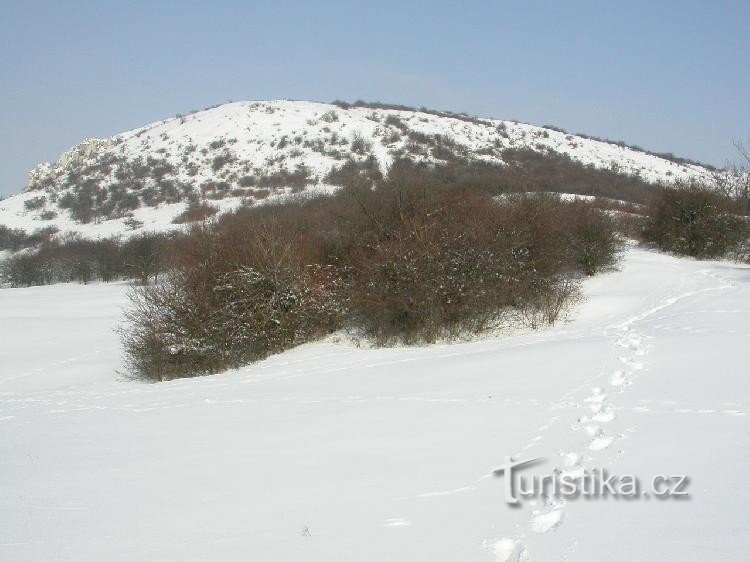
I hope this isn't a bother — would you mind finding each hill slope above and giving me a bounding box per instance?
[0,100,713,240]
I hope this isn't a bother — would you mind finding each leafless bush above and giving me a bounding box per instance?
[24,196,47,211]
[172,202,218,224]
[120,222,344,381]
[713,138,750,215]
[211,151,236,172]
[320,110,339,123]
[350,133,372,155]
[384,114,409,131]
[559,201,622,275]
[643,182,749,259]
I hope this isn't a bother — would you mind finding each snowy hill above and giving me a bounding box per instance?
[0,100,715,240]
[1,247,747,560]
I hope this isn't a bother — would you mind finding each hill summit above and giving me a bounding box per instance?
[0,100,713,240]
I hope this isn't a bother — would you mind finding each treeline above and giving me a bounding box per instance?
[332,146,660,205]
[1,233,170,287]
[0,225,58,252]
[501,149,656,203]
[121,159,623,381]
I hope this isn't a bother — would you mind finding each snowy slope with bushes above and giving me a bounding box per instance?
[0,100,714,241]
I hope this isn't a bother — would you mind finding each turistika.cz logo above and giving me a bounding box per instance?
[493,457,690,505]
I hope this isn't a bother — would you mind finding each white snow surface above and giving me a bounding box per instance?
[0,100,713,240]
[1,247,749,560]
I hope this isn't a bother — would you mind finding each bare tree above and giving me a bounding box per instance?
[714,138,750,214]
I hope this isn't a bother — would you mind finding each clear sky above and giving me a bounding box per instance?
[1,0,748,197]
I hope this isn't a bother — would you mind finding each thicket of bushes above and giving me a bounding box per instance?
[1,233,170,287]
[171,202,218,224]
[49,154,194,223]
[324,148,657,205]
[121,161,622,381]
[0,225,58,252]
[500,149,656,203]
[642,183,749,260]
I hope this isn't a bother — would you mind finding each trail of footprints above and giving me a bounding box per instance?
[572,328,645,459]
[542,329,647,529]
[492,326,650,561]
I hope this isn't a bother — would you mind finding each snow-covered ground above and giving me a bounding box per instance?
[1,248,748,561]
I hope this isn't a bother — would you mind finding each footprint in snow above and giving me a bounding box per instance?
[488,538,528,561]
[616,335,643,351]
[383,517,411,528]
[584,387,606,402]
[530,501,565,534]
[584,388,608,414]
[582,424,601,436]
[589,433,616,451]
[581,406,616,424]
[619,356,644,371]
[560,451,580,468]
[610,370,630,388]
[558,451,585,479]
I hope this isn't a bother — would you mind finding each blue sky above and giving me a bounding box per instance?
[1,0,748,196]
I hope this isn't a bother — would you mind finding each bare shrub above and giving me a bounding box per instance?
[239,175,256,187]
[340,189,590,343]
[254,166,311,189]
[24,196,47,211]
[559,201,622,275]
[172,202,218,224]
[350,133,372,155]
[643,183,749,259]
[120,222,343,381]
[384,114,408,131]
[320,110,339,123]
[211,151,236,172]
[714,138,750,215]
